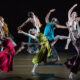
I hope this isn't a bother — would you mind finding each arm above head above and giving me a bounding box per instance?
[45,9,56,24]
[18,30,37,40]
[68,4,77,20]
[17,18,33,30]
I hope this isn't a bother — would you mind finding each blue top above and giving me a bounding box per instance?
[28,37,37,43]
[44,23,55,41]
[28,37,37,50]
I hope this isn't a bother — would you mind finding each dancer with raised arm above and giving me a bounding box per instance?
[65,4,78,50]
[65,24,80,79]
[17,12,42,54]
[44,9,68,62]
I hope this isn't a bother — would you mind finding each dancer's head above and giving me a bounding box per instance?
[71,12,77,20]
[0,16,4,27]
[51,18,59,24]
[28,12,34,18]
[28,28,37,35]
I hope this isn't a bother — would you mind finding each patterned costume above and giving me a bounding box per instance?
[2,23,8,37]
[32,33,52,64]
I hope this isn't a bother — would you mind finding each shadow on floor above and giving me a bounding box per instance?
[33,73,66,80]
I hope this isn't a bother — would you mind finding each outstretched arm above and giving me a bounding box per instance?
[18,30,37,40]
[55,23,67,29]
[68,4,77,20]
[45,9,56,24]
[17,18,33,30]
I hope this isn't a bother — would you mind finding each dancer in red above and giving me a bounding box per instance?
[0,38,15,73]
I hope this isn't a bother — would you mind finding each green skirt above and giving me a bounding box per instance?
[32,45,52,64]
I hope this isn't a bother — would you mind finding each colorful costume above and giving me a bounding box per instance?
[44,23,58,58]
[0,39,15,73]
[65,37,80,74]
[44,23,55,41]
[32,33,52,64]
[2,23,8,37]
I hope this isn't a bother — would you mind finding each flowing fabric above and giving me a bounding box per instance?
[65,37,80,74]
[0,39,15,73]
[32,33,52,64]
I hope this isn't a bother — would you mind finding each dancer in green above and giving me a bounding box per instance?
[18,29,52,74]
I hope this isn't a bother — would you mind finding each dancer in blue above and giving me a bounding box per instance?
[44,9,68,62]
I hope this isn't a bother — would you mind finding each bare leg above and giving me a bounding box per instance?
[72,43,79,54]
[65,34,71,50]
[69,72,73,79]
[32,64,38,74]
[51,35,69,46]
[15,45,25,54]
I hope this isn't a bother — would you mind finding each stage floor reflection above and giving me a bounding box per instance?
[0,53,80,80]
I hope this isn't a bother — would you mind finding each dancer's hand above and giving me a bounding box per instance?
[74,3,78,7]
[18,30,23,34]
[17,26,22,30]
[50,9,56,13]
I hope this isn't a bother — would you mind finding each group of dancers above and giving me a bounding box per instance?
[0,3,80,79]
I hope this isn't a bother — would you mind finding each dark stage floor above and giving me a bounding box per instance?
[0,53,80,80]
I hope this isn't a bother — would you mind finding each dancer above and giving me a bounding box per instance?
[18,29,69,74]
[0,38,15,73]
[0,16,16,51]
[65,25,80,79]
[18,29,52,74]
[17,11,42,32]
[0,16,7,51]
[44,9,67,62]
[65,4,78,50]
[17,12,42,54]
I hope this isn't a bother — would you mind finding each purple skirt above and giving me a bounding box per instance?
[65,55,80,74]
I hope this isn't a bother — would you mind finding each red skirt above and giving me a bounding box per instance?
[0,48,15,73]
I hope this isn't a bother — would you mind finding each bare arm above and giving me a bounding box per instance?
[68,4,77,20]
[45,9,56,24]
[18,30,37,40]
[55,24,67,29]
[17,18,34,30]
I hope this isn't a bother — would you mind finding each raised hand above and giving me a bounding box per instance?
[50,9,56,13]
[73,3,78,7]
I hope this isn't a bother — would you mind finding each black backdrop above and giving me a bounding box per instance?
[0,0,80,52]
